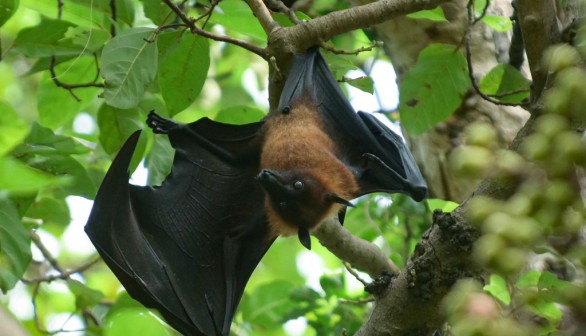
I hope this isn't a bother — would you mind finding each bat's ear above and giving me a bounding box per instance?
[327,194,355,208]
[298,228,311,250]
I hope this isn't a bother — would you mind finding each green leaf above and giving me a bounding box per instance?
[322,52,357,75]
[320,273,345,298]
[0,199,31,293]
[345,76,374,94]
[0,101,28,157]
[528,299,563,322]
[37,57,100,128]
[140,0,174,25]
[64,26,110,52]
[68,279,105,310]
[114,0,135,26]
[146,135,173,186]
[20,123,90,156]
[97,104,143,155]
[407,7,447,22]
[104,307,174,336]
[479,64,530,104]
[25,197,70,227]
[210,0,266,42]
[400,44,471,135]
[13,17,82,57]
[516,270,541,289]
[22,0,109,29]
[27,156,97,198]
[101,27,158,109]
[214,106,265,124]
[482,15,513,32]
[158,31,210,116]
[426,198,459,212]
[0,0,18,27]
[483,274,511,305]
[290,286,322,303]
[241,280,296,328]
[0,157,66,195]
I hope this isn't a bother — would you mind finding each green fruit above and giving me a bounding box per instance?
[466,123,498,148]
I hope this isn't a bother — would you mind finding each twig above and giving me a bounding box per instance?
[322,40,381,55]
[109,0,117,37]
[464,2,527,107]
[339,297,375,305]
[469,0,489,25]
[48,56,105,102]
[343,262,369,286]
[265,0,302,25]
[31,230,64,273]
[22,258,101,284]
[162,0,268,58]
[57,0,64,20]
[196,0,220,29]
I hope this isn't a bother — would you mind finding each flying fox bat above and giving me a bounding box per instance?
[85,47,427,336]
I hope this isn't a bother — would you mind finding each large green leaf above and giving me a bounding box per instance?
[25,197,70,227]
[0,0,18,27]
[0,199,31,293]
[13,17,81,57]
[146,135,173,186]
[20,123,90,156]
[209,0,266,42]
[64,26,111,52]
[22,0,132,29]
[27,155,97,198]
[0,101,28,157]
[140,0,174,25]
[400,44,471,135]
[104,307,174,336]
[479,64,530,104]
[101,27,158,109]
[0,157,66,195]
[37,57,101,129]
[158,31,210,116]
[96,104,143,155]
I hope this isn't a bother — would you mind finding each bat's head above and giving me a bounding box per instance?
[257,168,353,249]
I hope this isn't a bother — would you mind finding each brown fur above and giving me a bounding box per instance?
[260,98,359,236]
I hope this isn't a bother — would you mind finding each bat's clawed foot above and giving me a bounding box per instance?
[147,111,179,134]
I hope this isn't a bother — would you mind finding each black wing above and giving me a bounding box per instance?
[278,47,428,201]
[85,116,273,336]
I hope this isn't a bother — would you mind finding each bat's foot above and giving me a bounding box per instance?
[147,111,178,134]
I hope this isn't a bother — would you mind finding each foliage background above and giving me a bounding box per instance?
[0,0,585,335]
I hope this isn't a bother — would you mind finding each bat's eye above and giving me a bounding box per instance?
[281,106,291,114]
[293,181,304,190]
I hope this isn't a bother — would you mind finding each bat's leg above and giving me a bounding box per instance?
[147,111,179,134]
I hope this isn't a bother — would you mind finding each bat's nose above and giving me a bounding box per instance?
[256,169,278,182]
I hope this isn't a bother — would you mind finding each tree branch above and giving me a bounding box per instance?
[313,218,400,278]
[268,0,452,54]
